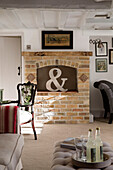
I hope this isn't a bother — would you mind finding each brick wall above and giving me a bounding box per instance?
[22,51,92,124]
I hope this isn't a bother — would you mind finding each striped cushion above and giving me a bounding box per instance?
[0,106,19,133]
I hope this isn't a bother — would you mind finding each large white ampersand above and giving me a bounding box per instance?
[46,68,68,92]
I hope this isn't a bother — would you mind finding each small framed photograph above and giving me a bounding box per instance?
[42,30,73,49]
[96,58,107,72]
[112,38,113,47]
[109,49,113,64]
[95,42,108,57]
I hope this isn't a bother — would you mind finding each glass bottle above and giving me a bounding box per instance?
[86,129,96,162]
[95,127,103,162]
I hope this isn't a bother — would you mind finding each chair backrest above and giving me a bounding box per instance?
[94,80,113,92]
[98,83,113,113]
[0,105,20,134]
[17,81,37,107]
[93,81,112,112]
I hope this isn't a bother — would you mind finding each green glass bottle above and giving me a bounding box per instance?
[86,129,96,162]
[95,127,103,162]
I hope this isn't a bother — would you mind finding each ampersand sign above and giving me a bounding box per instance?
[46,68,68,92]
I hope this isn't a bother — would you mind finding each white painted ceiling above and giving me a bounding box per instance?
[0,0,113,30]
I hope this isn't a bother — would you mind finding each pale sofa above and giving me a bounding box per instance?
[0,134,24,170]
[0,106,24,170]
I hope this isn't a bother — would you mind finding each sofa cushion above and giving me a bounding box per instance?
[0,165,7,170]
[0,134,24,170]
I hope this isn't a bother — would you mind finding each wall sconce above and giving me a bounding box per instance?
[89,39,104,48]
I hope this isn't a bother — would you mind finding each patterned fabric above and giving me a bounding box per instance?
[0,106,19,133]
[20,85,32,105]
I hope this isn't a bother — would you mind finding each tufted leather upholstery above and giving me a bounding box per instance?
[51,141,113,170]
[93,80,113,124]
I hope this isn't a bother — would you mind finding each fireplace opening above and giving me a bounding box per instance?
[37,65,78,92]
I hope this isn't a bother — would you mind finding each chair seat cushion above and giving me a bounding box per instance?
[0,134,24,170]
[20,109,32,124]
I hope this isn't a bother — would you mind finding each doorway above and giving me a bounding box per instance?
[0,36,21,100]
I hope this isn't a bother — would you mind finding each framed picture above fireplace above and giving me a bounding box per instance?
[42,31,73,49]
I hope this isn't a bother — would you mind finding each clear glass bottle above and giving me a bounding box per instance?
[95,127,103,162]
[86,129,96,162]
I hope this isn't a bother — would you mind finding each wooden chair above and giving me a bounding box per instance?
[17,81,37,140]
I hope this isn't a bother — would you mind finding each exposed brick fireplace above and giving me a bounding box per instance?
[22,51,92,125]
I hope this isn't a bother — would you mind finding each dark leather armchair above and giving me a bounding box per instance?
[94,80,113,124]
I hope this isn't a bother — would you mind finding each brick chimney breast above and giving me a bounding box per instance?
[22,51,92,124]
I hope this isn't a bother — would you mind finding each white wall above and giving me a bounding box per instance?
[21,29,90,51]
[1,28,113,116]
[0,29,90,51]
[89,35,113,117]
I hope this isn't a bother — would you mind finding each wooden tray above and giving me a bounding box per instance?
[72,153,111,169]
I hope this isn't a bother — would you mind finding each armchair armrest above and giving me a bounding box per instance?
[0,105,20,134]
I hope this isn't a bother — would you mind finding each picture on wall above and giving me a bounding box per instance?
[109,49,113,64]
[96,58,107,72]
[42,31,73,49]
[112,38,113,47]
[95,42,108,57]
